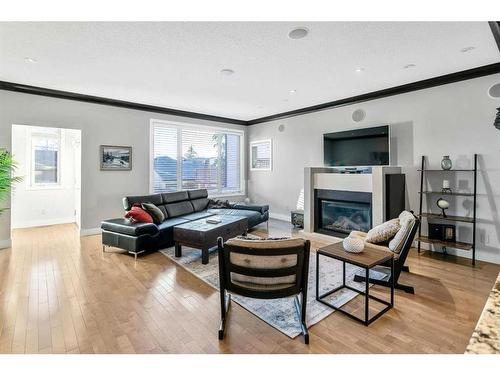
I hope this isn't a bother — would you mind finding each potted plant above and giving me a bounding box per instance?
[0,149,22,216]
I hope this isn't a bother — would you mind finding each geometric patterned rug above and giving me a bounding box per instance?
[160,239,386,338]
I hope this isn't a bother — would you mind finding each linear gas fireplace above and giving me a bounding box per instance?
[314,189,372,238]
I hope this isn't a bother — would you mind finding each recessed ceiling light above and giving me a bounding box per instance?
[355,67,365,73]
[24,57,37,63]
[220,69,235,76]
[289,89,297,94]
[288,27,309,40]
[460,46,475,53]
[404,64,416,69]
[283,99,289,102]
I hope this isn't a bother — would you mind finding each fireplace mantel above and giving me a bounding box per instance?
[303,166,403,235]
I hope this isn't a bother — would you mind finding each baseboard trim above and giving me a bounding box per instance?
[80,227,101,236]
[0,239,12,249]
[269,212,291,222]
[12,217,76,229]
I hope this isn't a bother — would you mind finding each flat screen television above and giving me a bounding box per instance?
[323,125,390,167]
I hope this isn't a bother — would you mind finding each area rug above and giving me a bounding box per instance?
[160,240,386,338]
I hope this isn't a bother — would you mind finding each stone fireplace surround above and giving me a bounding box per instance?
[303,166,402,236]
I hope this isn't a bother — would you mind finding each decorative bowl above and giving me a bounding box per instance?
[343,237,365,253]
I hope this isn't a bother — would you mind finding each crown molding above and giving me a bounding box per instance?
[2,61,500,127]
[246,62,500,125]
[0,81,247,126]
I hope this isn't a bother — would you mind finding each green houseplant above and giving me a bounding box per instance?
[0,149,22,215]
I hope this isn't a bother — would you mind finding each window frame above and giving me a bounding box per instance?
[149,119,245,197]
[28,127,63,190]
[250,139,272,171]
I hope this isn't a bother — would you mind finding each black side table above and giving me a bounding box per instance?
[316,242,394,326]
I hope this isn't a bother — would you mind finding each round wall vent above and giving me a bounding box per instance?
[278,124,285,132]
[352,109,366,122]
[488,83,500,98]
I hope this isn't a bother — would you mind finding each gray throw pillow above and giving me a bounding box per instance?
[141,202,165,224]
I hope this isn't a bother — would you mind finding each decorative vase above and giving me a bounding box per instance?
[343,236,365,253]
[441,156,452,170]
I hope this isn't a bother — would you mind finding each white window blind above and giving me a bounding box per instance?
[250,139,272,171]
[153,126,178,192]
[152,122,243,195]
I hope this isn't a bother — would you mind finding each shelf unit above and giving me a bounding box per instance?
[417,154,477,265]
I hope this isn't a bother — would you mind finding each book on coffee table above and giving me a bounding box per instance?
[206,217,222,224]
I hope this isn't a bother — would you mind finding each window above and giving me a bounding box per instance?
[250,139,272,171]
[30,128,61,186]
[151,120,244,195]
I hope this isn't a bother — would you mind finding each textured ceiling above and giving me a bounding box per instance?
[0,22,498,121]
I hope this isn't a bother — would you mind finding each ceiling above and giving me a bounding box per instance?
[0,22,499,121]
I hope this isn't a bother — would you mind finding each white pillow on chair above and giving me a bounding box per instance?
[388,211,416,253]
[365,218,400,244]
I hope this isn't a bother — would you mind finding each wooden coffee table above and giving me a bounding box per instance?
[316,241,394,326]
[173,215,248,264]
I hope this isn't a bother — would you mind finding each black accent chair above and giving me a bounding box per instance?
[217,236,311,344]
[101,189,269,259]
[352,212,420,294]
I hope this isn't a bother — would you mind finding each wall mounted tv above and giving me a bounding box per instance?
[323,125,390,167]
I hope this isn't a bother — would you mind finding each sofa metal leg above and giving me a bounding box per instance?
[128,250,145,261]
[102,245,106,253]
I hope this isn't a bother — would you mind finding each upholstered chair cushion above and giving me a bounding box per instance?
[388,211,416,253]
[365,218,400,244]
[225,237,306,289]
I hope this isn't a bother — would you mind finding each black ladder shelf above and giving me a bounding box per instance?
[416,154,477,266]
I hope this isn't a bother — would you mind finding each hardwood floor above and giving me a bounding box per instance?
[0,220,498,354]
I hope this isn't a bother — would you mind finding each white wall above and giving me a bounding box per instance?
[10,125,80,229]
[0,91,247,245]
[248,73,500,264]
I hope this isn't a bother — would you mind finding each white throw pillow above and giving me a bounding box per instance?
[388,211,416,253]
[365,218,400,244]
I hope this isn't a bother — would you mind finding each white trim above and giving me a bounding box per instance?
[250,139,272,171]
[269,212,291,222]
[80,227,101,236]
[12,216,76,229]
[149,118,246,196]
[0,239,12,249]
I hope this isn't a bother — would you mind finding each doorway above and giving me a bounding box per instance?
[10,125,82,232]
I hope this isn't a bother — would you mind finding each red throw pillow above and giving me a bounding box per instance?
[125,204,153,223]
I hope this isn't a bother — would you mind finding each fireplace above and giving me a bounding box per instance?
[314,189,372,237]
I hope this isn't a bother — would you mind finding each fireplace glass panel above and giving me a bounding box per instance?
[320,200,371,234]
